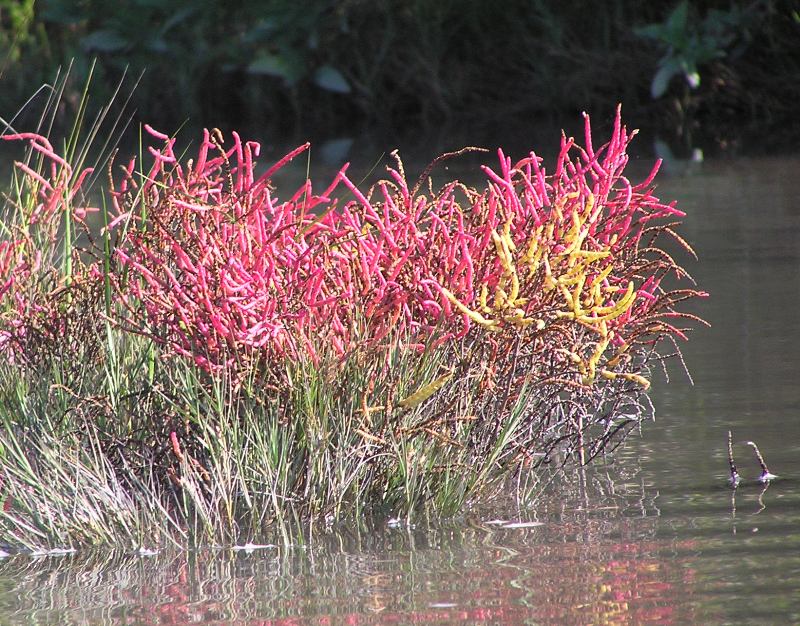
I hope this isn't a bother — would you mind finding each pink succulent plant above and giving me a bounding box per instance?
[108,107,702,384]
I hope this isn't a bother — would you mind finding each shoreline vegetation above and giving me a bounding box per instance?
[0,82,706,551]
[6,0,800,158]
[2,2,799,154]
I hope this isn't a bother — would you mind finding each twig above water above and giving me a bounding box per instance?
[746,440,778,482]
[727,430,740,486]
[727,431,777,485]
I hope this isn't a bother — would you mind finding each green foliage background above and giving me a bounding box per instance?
[2,1,799,149]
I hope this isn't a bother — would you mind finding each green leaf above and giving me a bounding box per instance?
[651,58,681,98]
[666,0,689,39]
[40,2,84,25]
[81,30,128,53]
[145,38,169,54]
[319,137,353,164]
[161,6,199,34]
[634,23,666,41]
[312,65,350,94]
[243,20,279,44]
[247,53,304,85]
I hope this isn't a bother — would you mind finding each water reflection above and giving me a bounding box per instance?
[0,468,699,624]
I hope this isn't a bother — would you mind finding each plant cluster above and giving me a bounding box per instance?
[113,110,697,378]
[0,107,705,550]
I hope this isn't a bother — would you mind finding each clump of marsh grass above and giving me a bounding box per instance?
[0,90,706,552]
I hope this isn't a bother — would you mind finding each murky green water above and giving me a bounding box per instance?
[0,155,798,624]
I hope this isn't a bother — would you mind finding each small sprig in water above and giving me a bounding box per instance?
[728,431,777,485]
[727,430,740,486]
[746,440,778,482]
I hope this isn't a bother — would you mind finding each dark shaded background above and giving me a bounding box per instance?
[1,0,798,156]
